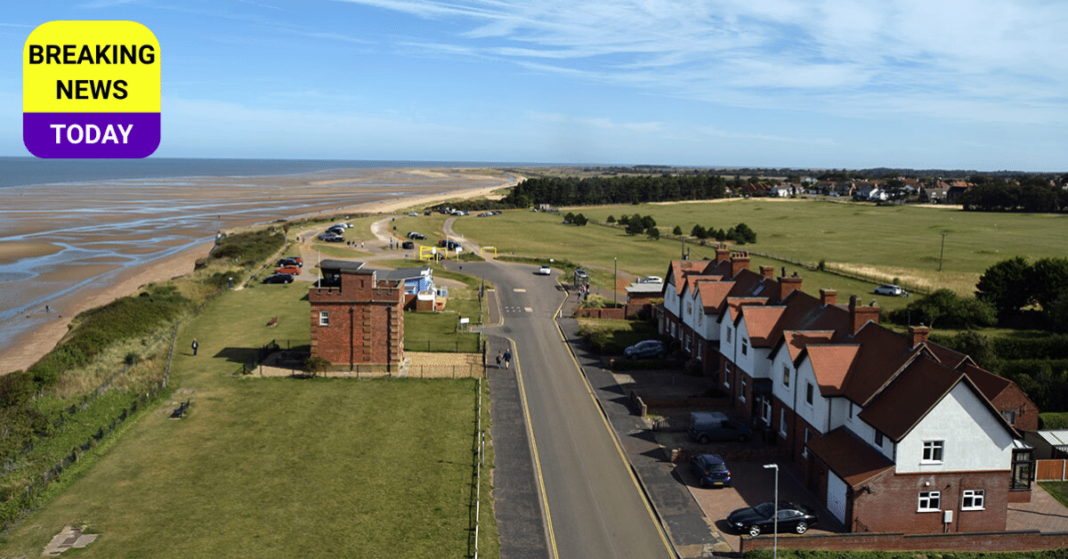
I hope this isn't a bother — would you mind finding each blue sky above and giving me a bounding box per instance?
[2,0,1066,170]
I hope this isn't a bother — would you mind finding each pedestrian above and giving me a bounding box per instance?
[360,241,364,249]
[192,338,199,356]
[503,349,512,369]
[45,305,50,313]
[496,352,503,369]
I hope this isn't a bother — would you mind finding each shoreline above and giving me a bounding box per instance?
[0,171,518,374]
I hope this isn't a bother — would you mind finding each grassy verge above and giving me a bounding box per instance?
[742,550,1068,559]
[577,317,659,355]
[1040,481,1068,509]
[0,277,498,558]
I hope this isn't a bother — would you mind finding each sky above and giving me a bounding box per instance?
[2,0,1066,171]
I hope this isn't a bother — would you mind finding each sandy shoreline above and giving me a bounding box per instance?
[0,169,517,374]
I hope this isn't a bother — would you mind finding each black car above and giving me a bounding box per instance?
[689,454,731,488]
[278,257,302,268]
[727,501,817,536]
[401,240,415,249]
[262,273,294,284]
[406,231,426,240]
[318,233,344,242]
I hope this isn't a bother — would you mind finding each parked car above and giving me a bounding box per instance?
[574,268,589,281]
[727,501,818,536]
[401,241,415,249]
[327,226,346,235]
[318,233,344,242]
[535,265,552,276]
[690,453,731,488]
[624,340,666,360]
[278,257,302,268]
[638,276,663,284]
[407,232,425,240]
[408,212,418,216]
[688,411,752,443]
[438,239,461,250]
[874,284,905,296]
[275,266,302,276]
[262,273,294,284]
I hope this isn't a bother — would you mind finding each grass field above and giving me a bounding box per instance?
[0,283,497,558]
[451,200,1066,311]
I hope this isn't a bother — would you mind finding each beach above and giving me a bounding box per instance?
[0,168,517,374]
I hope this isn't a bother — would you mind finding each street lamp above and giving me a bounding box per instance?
[763,463,779,559]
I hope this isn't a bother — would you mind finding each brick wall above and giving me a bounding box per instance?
[741,530,1068,554]
[851,470,1010,534]
[992,384,1040,432]
[309,273,404,368]
[573,303,651,319]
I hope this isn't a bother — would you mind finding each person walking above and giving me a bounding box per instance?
[495,352,502,369]
[503,349,512,370]
[191,338,199,356]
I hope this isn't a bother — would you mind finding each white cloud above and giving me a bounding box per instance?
[332,0,1068,125]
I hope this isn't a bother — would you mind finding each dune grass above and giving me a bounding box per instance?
[0,283,497,558]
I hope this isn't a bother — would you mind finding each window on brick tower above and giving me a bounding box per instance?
[319,311,330,326]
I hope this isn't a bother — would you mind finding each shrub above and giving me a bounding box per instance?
[0,371,36,408]
[304,356,332,376]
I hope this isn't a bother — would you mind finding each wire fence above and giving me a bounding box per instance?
[469,376,486,558]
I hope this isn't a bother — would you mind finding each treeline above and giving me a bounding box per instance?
[960,179,1068,213]
[502,175,728,207]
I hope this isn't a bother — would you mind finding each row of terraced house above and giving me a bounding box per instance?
[657,247,1038,535]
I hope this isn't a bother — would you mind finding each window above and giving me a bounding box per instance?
[802,428,811,458]
[698,313,704,326]
[782,365,790,387]
[724,363,731,387]
[319,311,330,326]
[696,342,702,360]
[687,302,693,316]
[685,335,691,352]
[1013,449,1033,490]
[740,377,747,403]
[671,322,677,337]
[762,398,772,424]
[922,441,944,463]
[726,327,733,343]
[918,491,941,512]
[741,339,748,355]
[1001,409,1017,424]
[962,489,985,510]
[875,431,883,447]
[805,382,813,405]
[779,408,787,437]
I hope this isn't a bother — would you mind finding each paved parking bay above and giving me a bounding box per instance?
[679,459,838,552]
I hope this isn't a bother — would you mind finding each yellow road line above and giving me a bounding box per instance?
[551,293,677,559]
[509,335,560,559]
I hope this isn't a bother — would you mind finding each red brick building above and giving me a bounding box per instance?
[309,260,404,370]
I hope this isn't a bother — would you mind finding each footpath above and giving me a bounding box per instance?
[555,290,730,558]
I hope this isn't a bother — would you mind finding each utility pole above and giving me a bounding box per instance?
[764,463,779,559]
[938,231,948,272]
[613,257,618,308]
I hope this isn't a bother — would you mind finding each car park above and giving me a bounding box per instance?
[535,265,552,276]
[874,284,905,296]
[727,501,818,536]
[623,340,666,360]
[688,411,752,443]
[275,266,301,276]
[262,273,294,284]
[689,454,731,488]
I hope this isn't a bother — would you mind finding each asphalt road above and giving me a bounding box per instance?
[446,259,674,559]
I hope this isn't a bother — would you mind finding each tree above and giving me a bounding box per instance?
[607,215,616,224]
[894,288,996,330]
[733,222,757,244]
[672,225,683,235]
[976,256,1033,321]
[573,213,588,226]
[639,214,656,230]
[1030,257,1068,312]
[647,227,661,241]
[625,220,644,235]
[564,211,575,223]
[691,224,707,239]
[617,214,630,225]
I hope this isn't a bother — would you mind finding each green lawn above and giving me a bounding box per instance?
[0,283,497,558]
[452,202,1067,312]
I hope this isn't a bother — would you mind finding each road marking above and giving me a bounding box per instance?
[524,307,533,313]
[513,288,527,293]
[510,336,560,559]
[551,293,676,558]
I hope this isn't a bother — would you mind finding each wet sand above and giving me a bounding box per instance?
[0,168,518,373]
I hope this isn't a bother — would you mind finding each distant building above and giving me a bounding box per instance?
[309,260,404,369]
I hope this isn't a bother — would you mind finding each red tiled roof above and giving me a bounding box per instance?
[726,297,768,322]
[958,361,1012,402]
[805,344,861,394]
[774,330,835,362]
[925,342,973,369]
[858,356,962,441]
[806,428,895,488]
[739,306,787,346]
[840,324,919,407]
[694,280,734,314]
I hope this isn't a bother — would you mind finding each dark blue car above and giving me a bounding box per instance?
[689,453,731,488]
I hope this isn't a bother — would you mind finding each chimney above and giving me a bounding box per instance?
[715,245,731,264]
[760,266,775,280]
[730,252,750,277]
[819,289,837,307]
[908,325,930,348]
[778,273,802,301]
[849,294,880,334]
